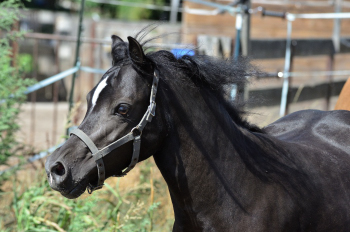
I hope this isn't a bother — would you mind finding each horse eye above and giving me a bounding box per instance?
[115,104,129,116]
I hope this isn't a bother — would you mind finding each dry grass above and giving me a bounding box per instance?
[0,157,174,232]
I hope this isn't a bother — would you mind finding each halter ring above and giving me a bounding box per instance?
[131,127,142,137]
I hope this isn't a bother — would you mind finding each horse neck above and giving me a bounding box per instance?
[153,81,278,229]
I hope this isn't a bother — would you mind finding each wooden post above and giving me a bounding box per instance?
[241,0,251,102]
[241,0,251,57]
[332,0,342,53]
[325,52,335,110]
[170,0,180,24]
[90,21,97,90]
[10,20,19,67]
[280,20,293,117]
[52,40,61,146]
[285,40,296,116]
[30,39,39,146]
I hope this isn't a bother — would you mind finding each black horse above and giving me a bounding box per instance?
[45,32,350,231]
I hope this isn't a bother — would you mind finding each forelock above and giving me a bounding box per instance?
[112,41,128,64]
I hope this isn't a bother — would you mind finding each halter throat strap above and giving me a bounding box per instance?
[70,71,159,193]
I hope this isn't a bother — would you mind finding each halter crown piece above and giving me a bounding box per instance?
[70,72,159,194]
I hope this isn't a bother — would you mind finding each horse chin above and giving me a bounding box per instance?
[60,178,89,199]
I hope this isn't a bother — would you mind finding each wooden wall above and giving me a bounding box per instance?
[182,1,350,44]
[182,1,350,109]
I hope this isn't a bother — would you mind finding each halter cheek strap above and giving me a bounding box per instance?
[70,72,159,194]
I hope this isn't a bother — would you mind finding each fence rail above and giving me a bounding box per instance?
[4,0,350,175]
[24,67,79,94]
[1,28,195,175]
[25,32,194,49]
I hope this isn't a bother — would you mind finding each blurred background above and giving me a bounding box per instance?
[1,0,350,231]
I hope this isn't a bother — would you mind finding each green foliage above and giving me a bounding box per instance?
[0,0,22,31]
[1,160,173,232]
[0,0,34,165]
[17,53,33,73]
[116,0,165,21]
[73,0,168,20]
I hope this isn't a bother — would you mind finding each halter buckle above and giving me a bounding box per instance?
[87,183,103,194]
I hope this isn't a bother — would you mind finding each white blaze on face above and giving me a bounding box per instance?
[92,75,109,108]
[49,173,53,185]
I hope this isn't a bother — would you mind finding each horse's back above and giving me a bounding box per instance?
[264,109,350,147]
[264,110,350,231]
[264,109,350,176]
[264,109,350,174]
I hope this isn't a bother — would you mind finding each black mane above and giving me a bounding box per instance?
[146,49,312,194]
[146,51,262,132]
[111,25,262,132]
[111,33,314,203]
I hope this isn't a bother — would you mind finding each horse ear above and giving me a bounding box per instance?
[127,36,146,64]
[111,35,123,47]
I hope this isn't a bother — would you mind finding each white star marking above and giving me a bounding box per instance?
[92,75,109,108]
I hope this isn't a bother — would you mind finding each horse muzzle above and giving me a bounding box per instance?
[45,150,90,199]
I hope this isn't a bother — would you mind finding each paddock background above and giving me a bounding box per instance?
[1,0,350,231]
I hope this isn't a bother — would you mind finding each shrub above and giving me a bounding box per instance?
[0,0,33,165]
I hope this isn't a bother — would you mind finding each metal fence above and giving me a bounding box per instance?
[3,0,350,174]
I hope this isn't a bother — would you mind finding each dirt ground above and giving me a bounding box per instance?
[17,102,82,150]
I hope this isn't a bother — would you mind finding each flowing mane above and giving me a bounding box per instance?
[109,33,314,203]
[148,50,313,196]
[114,28,263,132]
[147,51,263,132]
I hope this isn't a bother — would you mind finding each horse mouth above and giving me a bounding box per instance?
[60,179,89,199]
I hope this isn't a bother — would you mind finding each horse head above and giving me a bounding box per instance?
[45,35,165,199]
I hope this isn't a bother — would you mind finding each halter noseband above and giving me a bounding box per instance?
[70,72,159,194]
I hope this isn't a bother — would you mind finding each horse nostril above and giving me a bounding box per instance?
[51,162,66,176]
